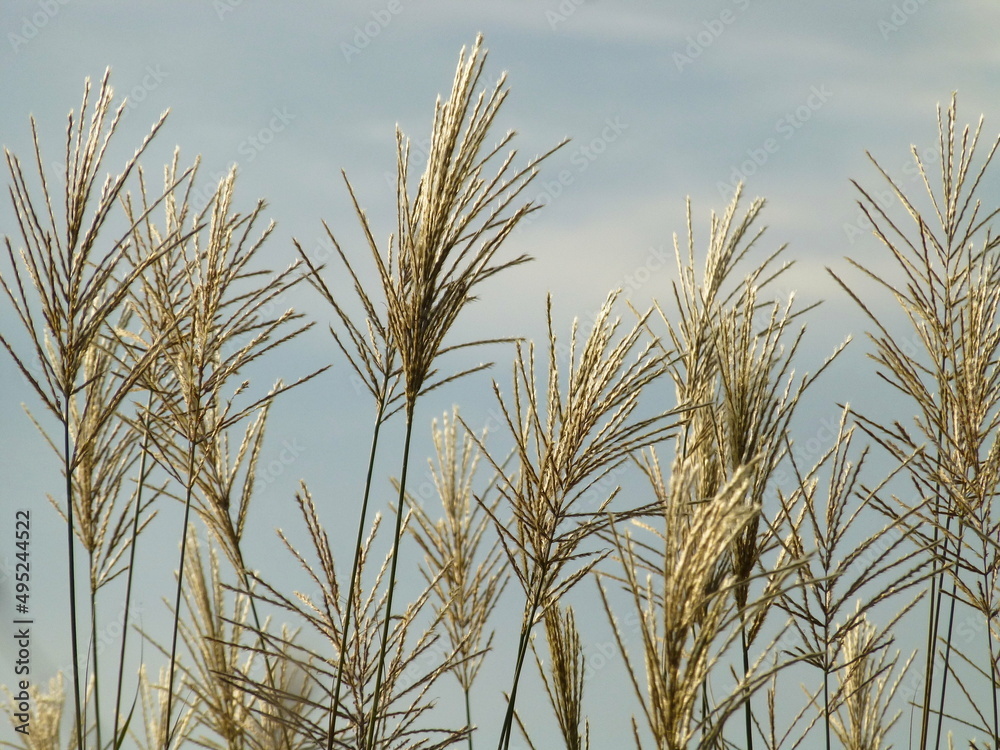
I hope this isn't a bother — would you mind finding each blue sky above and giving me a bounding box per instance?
[2,1,1000,747]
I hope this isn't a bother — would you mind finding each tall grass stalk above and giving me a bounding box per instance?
[227,489,469,748]
[0,70,197,750]
[368,409,417,747]
[473,292,676,750]
[529,604,588,750]
[123,162,321,746]
[294,221,399,749]
[774,409,931,748]
[831,94,1000,746]
[655,186,844,749]
[328,389,390,749]
[291,34,558,747]
[598,454,797,749]
[403,409,508,750]
[365,39,560,743]
[112,391,157,750]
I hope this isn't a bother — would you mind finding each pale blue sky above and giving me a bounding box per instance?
[2,2,1000,747]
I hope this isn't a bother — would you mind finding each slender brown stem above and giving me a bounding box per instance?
[741,624,753,750]
[63,399,85,750]
[365,405,416,748]
[327,390,387,749]
[164,437,198,750]
[984,551,1000,746]
[497,589,542,750]
[919,520,941,750]
[823,621,831,750]
[465,687,474,750]
[112,394,154,750]
[90,569,103,750]
[934,571,960,749]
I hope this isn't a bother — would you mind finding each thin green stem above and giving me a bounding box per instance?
[701,680,710,744]
[90,568,102,750]
[327,392,388,750]
[497,593,542,750]
[918,521,941,750]
[823,653,830,750]
[741,624,753,750]
[822,610,831,750]
[231,541,294,750]
[923,348,952,750]
[365,406,416,748]
[64,400,85,750]
[984,554,999,746]
[933,521,963,750]
[164,436,198,750]
[465,686,474,750]
[112,396,153,750]
[933,571,959,749]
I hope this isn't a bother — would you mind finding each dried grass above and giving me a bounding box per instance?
[4,43,1000,750]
